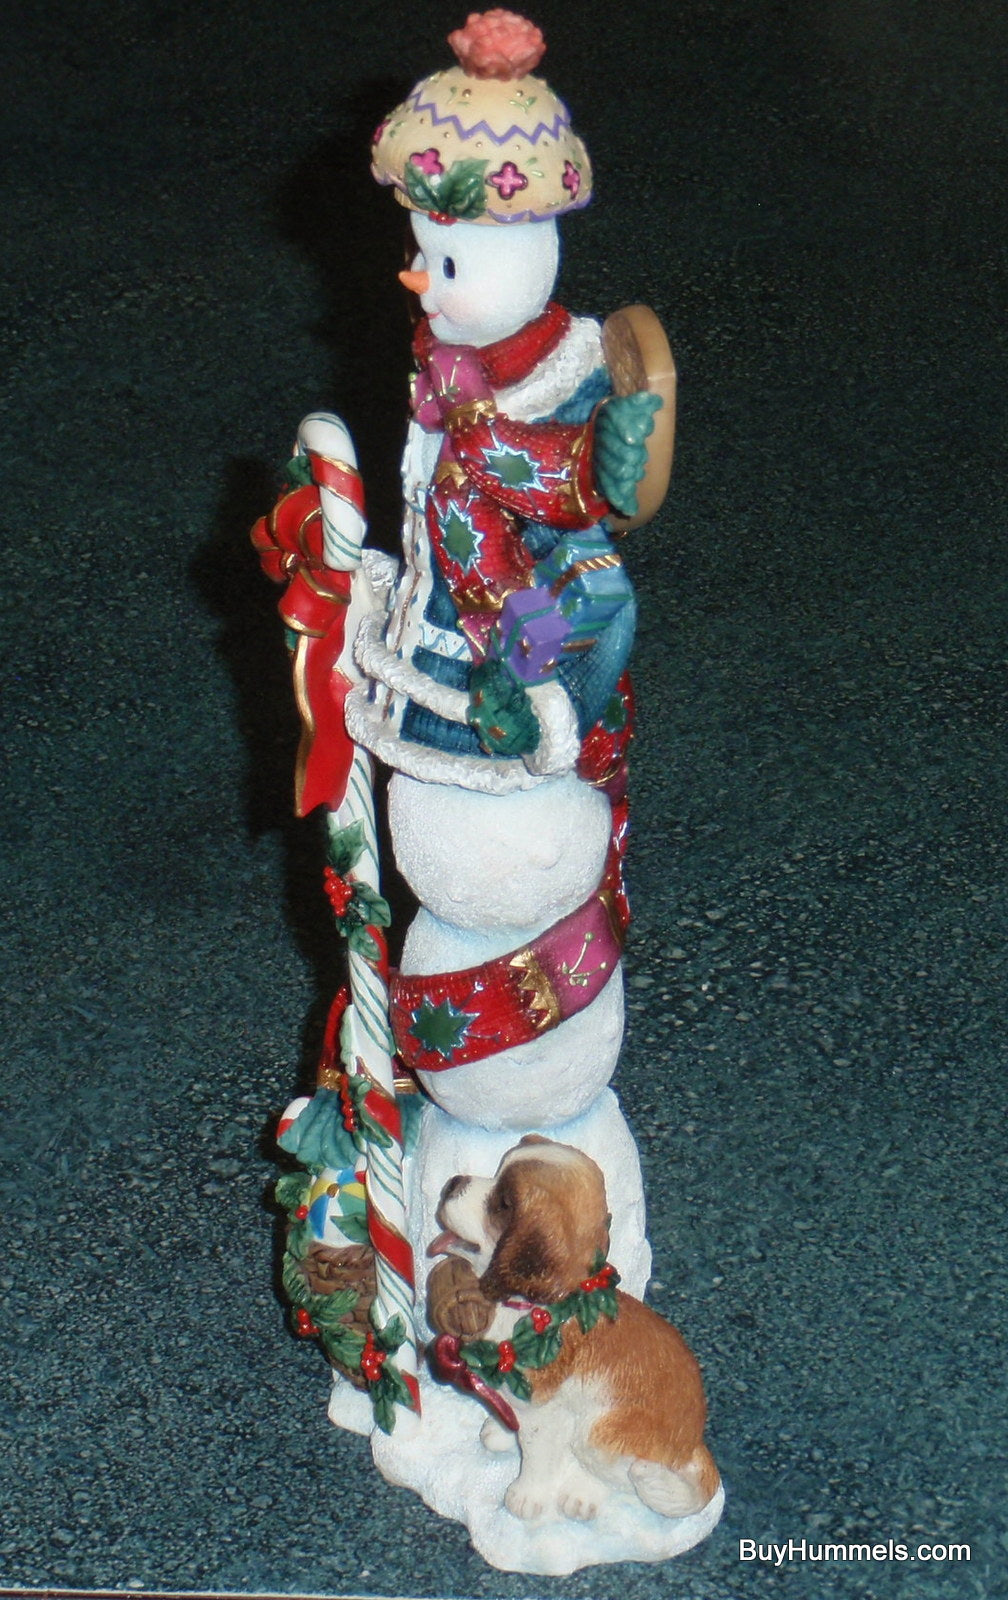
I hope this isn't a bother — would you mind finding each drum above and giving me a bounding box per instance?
[602,304,677,533]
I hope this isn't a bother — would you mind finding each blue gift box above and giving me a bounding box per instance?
[535,532,631,643]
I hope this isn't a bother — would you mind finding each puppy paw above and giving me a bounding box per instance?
[481,1415,518,1454]
[505,1479,548,1521]
[557,1488,600,1521]
[556,1464,603,1521]
[629,1457,707,1518]
[426,1256,496,1338]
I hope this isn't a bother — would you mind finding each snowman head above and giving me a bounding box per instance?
[407,211,559,346]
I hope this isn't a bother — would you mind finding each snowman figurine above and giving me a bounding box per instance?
[256,9,723,1574]
[350,8,671,1293]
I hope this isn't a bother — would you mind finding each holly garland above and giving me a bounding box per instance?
[277,1170,414,1433]
[324,820,391,962]
[452,1255,620,1403]
[281,450,314,490]
[274,818,416,1431]
[338,1067,394,1153]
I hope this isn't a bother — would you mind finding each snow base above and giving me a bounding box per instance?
[329,1375,723,1574]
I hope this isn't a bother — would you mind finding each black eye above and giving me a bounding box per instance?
[442,257,456,279]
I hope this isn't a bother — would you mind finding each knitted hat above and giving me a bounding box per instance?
[371,10,592,225]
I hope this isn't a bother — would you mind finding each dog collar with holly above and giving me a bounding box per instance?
[429,1257,620,1431]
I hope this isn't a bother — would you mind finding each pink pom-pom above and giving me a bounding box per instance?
[448,9,546,81]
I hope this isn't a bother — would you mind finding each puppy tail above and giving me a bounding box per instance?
[629,1446,720,1519]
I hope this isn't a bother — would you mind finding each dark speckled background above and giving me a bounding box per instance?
[2,0,1006,1596]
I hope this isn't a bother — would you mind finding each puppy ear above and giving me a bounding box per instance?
[517,1133,550,1148]
[480,1220,562,1304]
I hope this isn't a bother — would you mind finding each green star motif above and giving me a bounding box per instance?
[409,998,476,1060]
[440,505,482,570]
[484,444,540,491]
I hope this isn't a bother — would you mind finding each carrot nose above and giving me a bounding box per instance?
[399,267,431,295]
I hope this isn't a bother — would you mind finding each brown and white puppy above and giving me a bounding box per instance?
[429,1136,721,1525]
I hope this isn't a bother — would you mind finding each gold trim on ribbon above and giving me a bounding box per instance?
[444,397,498,431]
[550,551,622,597]
[266,486,299,541]
[317,1060,344,1092]
[509,948,562,1031]
[598,887,625,947]
[291,636,317,816]
[434,458,469,490]
[565,425,594,519]
[311,455,359,481]
[301,566,352,605]
[296,504,323,561]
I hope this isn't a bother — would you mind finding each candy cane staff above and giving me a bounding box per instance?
[252,414,420,1434]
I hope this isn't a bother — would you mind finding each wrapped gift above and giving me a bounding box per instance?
[536,531,631,644]
[496,585,572,683]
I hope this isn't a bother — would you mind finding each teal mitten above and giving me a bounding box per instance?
[467,659,541,757]
[594,391,662,516]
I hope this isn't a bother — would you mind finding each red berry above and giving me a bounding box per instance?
[324,868,355,918]
[580,1264,614,1293]
[497,1341,516,1374]
[339,1084,356,1133]
[360,1331,386,1384]
[530,1307,551,1334]
[295,1205,309,1221]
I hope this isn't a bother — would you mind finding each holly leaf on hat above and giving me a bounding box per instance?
[405,157,488,220]
[404,163,440,212]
